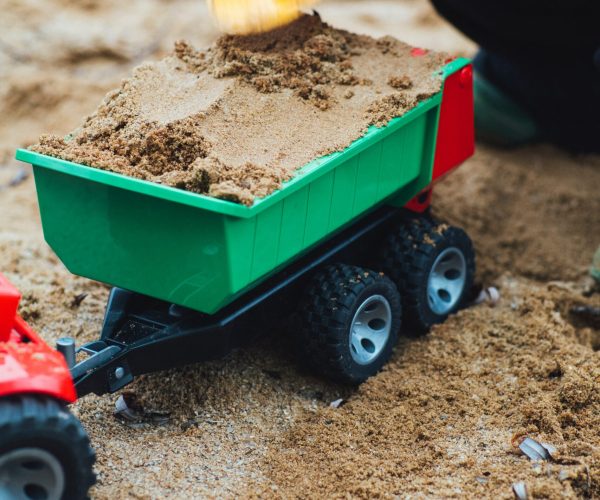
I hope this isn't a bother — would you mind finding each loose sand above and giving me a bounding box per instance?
[1,1,599,498]
[31,13,446,205]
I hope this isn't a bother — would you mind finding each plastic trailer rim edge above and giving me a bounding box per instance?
[349,294,393,366]
[426,246,468,315]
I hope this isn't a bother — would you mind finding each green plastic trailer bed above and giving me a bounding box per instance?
[16,58,471,315]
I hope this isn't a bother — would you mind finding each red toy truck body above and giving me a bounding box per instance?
[0,275,94,500]
[0,274,75,402]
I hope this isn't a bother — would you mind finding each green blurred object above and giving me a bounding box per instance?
[16,59,468,315]
[473,69,541,147]
[592,246,600,283]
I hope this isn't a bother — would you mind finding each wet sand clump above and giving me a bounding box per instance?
[32,14,446,205]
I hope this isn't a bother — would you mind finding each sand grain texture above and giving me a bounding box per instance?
[1,1,599,498]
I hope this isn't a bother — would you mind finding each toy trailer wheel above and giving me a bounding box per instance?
[299,264,402,384]
[0,396,95,500]
[381,216,475,333]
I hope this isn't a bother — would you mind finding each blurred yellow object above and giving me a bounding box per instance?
[208,0,320,35]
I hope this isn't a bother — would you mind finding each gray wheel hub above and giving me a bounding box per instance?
[0,448,65,500]
[427,247,467,315]
[349,295,392,365]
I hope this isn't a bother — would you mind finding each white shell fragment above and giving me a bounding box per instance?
[114,393,170,425]
[115,394,129,414]
[474,287,501,307]
[512,481,528,500]
[518,437,555,461]
[330,398,345,408]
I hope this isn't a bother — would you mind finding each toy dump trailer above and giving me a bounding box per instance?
[15,58,476,396]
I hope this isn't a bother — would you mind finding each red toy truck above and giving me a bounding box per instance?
[0,275,95,499]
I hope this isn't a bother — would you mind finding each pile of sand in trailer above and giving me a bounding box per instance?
[31,14,446,205]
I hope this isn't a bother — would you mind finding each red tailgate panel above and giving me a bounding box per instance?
[432,65,475,180]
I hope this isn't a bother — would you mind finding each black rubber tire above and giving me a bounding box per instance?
[381,216,475,333]
[0,396,96,500]
[298,263,402,384]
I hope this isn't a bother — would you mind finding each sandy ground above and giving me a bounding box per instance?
[0,0,598,498]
